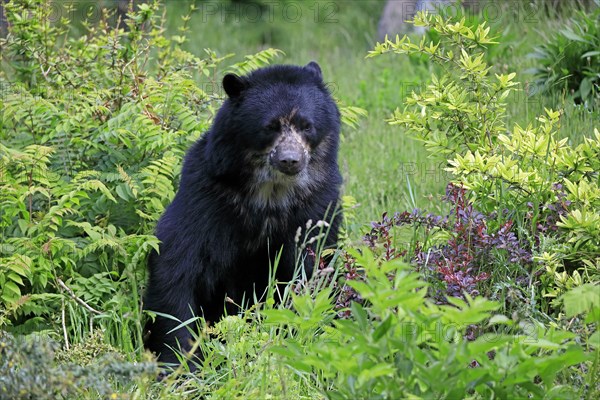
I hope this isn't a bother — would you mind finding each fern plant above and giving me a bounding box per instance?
[0,0,280,350]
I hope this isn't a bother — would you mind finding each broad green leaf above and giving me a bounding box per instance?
[562,284,600,317]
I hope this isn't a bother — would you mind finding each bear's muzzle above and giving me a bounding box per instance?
[269,132,308,176]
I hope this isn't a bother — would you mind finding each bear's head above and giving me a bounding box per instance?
[206,62,340,184]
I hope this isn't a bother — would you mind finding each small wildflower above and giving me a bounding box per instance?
[315,220,330,228]
[306,232,325,246]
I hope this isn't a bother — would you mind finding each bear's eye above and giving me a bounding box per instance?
[300,122,313,132]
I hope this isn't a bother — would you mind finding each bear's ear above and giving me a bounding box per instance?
[304,61,323,81]
[223,74,248,98]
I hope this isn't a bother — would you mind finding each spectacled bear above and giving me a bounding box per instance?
[143,61,342,367]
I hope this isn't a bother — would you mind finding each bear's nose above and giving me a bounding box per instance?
[270,148,306,176]
[278,151,301,166]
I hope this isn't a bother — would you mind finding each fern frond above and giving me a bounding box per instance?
[228,48,285,75]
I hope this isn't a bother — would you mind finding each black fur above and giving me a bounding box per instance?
[144,62,342,366]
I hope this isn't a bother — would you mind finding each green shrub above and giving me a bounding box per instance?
[369,13,510,157]
[360,13,599,395]
[84,247,595,398]
[265,250,592,399]
[528,0,600,108]
[368,11,600,316]
[0,331,157,399]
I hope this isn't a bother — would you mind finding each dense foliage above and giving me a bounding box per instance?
[1,0,218,351]
[368,11,600,315]
[267,252,593,399]
[0,331,157,399]
[359,10,598,397]
[0,0,362,342]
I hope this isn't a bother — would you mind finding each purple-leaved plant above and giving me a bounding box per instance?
[333,183,571,315]
[361,184,535,302]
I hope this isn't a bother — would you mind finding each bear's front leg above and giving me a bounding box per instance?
[144,262,201,369]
